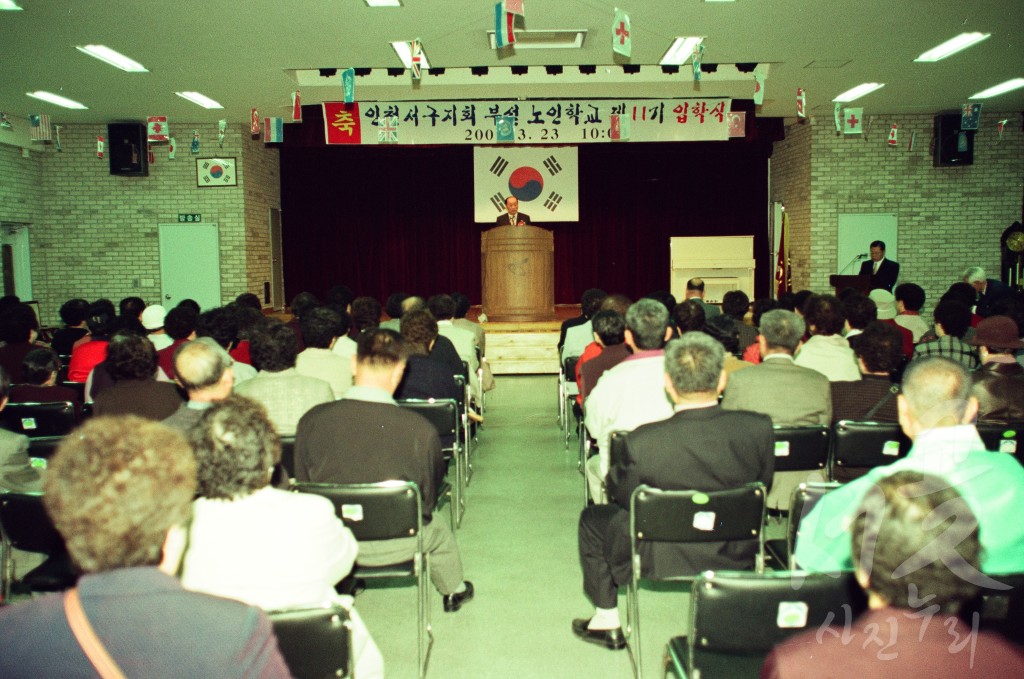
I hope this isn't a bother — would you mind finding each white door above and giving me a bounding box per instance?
[0,223,33,300]
[158,223,221,310]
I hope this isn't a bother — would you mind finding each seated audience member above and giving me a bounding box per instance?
[963,265,1011,318]
[795,357,1024,574]
[913,299,979,369]
[833,321,903,423]
[181,396,383,678]
[156,305,199,380]
[0,366,40,493]
[118,296,147,336]
[162,338,235,434]
[228,303,261,366]
[141,304,172,351]
[868,288,915,358]
[584,299,675,503]
[176,298,201,314]
[792,290,814,318]
[968,315,1024,422]
[776,291,798,313]
[194,306,256,384]
[574,295,632,386]
[579,310,630,404]
[328,305,357,361]
[764,471,1024,678]
[722,290,758,351]
[684,277,721,319]
[92,333,183,420]
[0,416,292,678]
[67,301,115,382]
[894,282,928,342]
[380,292,410,332]
[451,291,485,354]
[645,291,677,332]
[50,298,90,356]
[235,320,332,436]
[295,306,352,398]
[574,333,773,649]
[9,348,81,411]
[795,294,861,381]
[234,292,262,311]
[559,288,606,354]
[672,298,706,335]
[841,293,877,340]
[704,316,753,374]
[941,281,984,331]
[563,289,608,362]
[740,298,780,363]
[396,310,462,406]
[428,294,480,397]
[287,291,320,352]
[0,303,42,383]
[325,284,355,314]
[295,329,475,612]
[348,296,382,339]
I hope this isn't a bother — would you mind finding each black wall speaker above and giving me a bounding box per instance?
[108,122,148,176]
[933,114,974,167]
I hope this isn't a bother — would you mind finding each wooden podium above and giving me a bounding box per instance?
[481,225,555,322]
[829,274,871,295]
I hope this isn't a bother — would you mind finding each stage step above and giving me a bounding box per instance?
[485,330,559,374]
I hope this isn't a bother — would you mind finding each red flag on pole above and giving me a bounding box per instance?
[775,211,790,298]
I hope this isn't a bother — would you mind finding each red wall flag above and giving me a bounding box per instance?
[322,103,362,144]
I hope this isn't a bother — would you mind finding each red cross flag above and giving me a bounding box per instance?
[796,88,806,119]
[887,123,898,146]
[843,107,863,135]
[612,8,631,58]
[147,116,169,143]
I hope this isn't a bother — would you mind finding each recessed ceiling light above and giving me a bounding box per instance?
[660,37,703,66]
[175,91,223,109]
[969,78,1024,99]
[0,1,24,10]
[391,41,430,70]
[832,82,885,103]
[76,45,148,72]
[25,91,88,109]
[486,29,586,50]
[914,32,990,62]
[365,0,401,5]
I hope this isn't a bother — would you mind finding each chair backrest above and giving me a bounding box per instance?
[787,482,841,569]
[687,570,867,676]
[976,421,1024,465]
[831,420,911,471]
[0,402,78,438]
[631,483,766,545]
[60,380,86,402]
[771,426,830,473]
[0,492,66,554]
[278,435,295,477]
[398,399,459,452]
[563,356,580,384]
[963,572,1024,646]
[609,430,629,468]
[269,603,352,679]
[292,480,421,542]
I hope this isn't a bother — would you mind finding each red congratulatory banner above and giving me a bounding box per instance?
[323,103,362,144]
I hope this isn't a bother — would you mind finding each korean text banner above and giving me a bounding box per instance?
[473,147,579,223]
[323,98,731,145]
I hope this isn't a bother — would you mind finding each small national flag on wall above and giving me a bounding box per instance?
[410,40,423,80]
[504,0,524,15]
[495,115,515,142]
[494,2,514,48]
[842,107,863,135]
[610,113,630,140]
[264,117,284,143]
[341,68,356,103]
[29,114,51,141]
[753,73,765,105]
[147,116,169,142]
[612,9,631,58]
[961,102,981,130]
[887,124,898,146]
[292,91,302,122]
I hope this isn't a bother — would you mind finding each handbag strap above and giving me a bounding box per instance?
[63,587,129,679]
[864,383,900,421]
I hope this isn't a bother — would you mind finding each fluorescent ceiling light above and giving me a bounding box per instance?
[969,78,1024,99]
[914,32,990,62]
[486,29,586,50]
[660,37,703,66]
[0,1,24,10]
[390,41,430,70]
[365,0,401,5]
[175,91,223,109]
[76,45,148,72]
[832,82,885,103]
[25,91,88,109]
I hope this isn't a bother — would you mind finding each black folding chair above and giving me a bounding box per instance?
[766,482,841,571]
[830,420,911,481]
[399,398,462,530]
[0,401,79,459]
[771,426,830,474]
[292,480,432,678]
[976,421,1024,466]
[562,356,581,448]
[269,602,353,679]
[962,571,1024,647]
[626,483,767,679]
[0,492,78,600]
[665,570,867,678]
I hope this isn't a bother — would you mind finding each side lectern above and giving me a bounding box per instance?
[829,274,871,295]
[481,225,555,322]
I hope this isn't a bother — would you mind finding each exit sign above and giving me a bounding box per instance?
[178,213,202,223]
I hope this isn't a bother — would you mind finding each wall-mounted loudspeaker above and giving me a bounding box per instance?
[108,122,148,176]
[933,114,974,167]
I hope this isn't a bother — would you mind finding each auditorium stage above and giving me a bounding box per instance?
[473,305,578,375]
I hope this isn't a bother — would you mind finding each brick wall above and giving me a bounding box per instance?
[772,111,1023,315]
[0,123,279,325]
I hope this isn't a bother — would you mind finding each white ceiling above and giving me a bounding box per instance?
[1,0,1022,125]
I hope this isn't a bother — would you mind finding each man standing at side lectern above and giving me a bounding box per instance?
[495,196,531,226]
[858,240,899,292]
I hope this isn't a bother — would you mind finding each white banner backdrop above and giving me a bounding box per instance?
[473,147,579,223]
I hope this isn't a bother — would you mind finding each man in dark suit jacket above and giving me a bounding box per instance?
[963,265,1012,317]
[857,240,899,292]
[494,195,530,226]
[573,332,774,650]
[295,328,475,612]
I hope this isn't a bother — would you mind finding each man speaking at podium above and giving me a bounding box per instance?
[858,240,899,292]
[495,196,531,226]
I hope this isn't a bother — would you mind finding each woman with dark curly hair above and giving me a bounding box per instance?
[91,333,183,419]
[794,294,861,381]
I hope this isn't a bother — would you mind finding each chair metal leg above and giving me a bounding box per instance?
[1,538,11,602]
[417,551,434,679]
[626,568,643,679]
